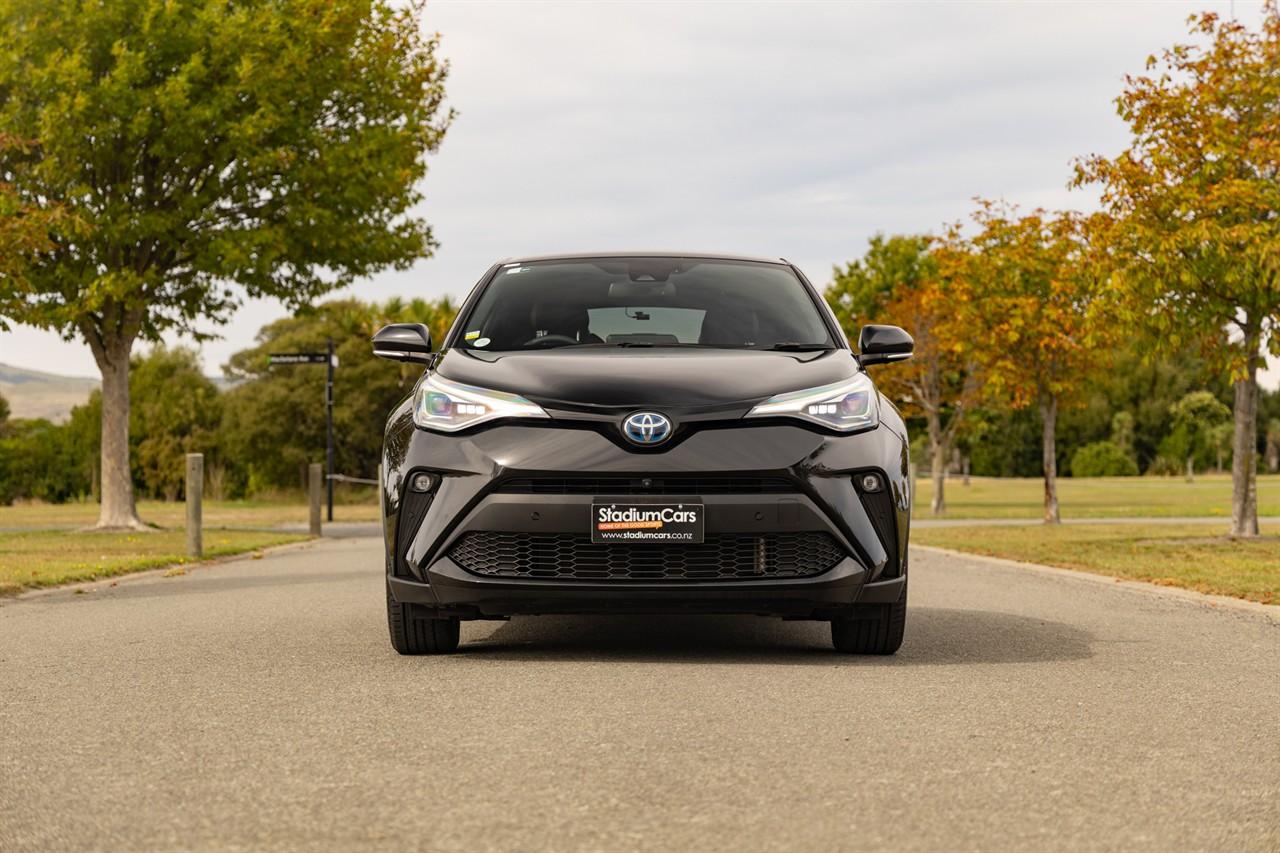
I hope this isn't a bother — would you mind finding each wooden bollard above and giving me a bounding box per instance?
[186,453,203,557]
[309,462,323,536]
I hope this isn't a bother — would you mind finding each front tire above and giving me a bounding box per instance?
[387,580,460,655]
[831,582,906,655]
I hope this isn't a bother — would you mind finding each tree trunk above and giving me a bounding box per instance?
[1229,330,1261,538]
[1185,455,1194,483]
[927,410,945,516]
[88,326,144,530]
[1041,395,1060,524]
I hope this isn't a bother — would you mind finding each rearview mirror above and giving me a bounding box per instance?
[372,323,433,363]
[857,324,913,366]
[608,280,676,300]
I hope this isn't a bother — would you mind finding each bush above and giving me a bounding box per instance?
[1070,441,1139,477]
[0,418,93,503]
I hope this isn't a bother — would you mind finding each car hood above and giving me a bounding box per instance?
[433,347,862,412]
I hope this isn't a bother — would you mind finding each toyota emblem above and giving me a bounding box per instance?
[622,412,673,445]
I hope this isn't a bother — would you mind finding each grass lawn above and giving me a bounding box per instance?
[914,522,1280,605]
[912,473,1280,519]
[0,497,376,595]
[0,529,309,596]
[0,498,380,530]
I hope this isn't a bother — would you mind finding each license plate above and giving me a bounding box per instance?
[591,500,705,544]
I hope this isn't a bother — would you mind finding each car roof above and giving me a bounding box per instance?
[497,250,791,266]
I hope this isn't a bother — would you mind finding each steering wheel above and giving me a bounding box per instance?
[523,334,579,347]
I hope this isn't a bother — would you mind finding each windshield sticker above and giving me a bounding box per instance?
[504,266,527,275]
[464,330,481,341]
[474,337,491,348]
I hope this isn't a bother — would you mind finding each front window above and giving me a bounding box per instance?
[455,257,835,351]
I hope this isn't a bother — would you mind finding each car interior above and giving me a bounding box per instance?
[461,259,831,350]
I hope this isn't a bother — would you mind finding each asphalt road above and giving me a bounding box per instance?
[2,537,1278,852]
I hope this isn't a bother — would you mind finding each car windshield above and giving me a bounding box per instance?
[455,257,836,352]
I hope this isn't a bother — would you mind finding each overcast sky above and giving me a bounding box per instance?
[2,0,1275,387]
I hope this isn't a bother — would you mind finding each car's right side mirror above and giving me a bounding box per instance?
[857,324,914,366]
[372,323,434,363]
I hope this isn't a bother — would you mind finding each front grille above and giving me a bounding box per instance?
[494,476,797,495]
[448,531,844,581]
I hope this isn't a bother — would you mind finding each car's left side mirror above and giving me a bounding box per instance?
[857,324,914,366]
[372,323,434,363]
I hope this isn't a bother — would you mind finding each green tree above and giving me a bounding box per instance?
[0,134,63,303]
[1074,7,1280,535]
[219,297,456,495]
[0,0,452,528]
[0,417,91,503]
[132,348,222,500]
[1168,391,1232,482]
[68,349,222,501]
[1109,411,1135,459]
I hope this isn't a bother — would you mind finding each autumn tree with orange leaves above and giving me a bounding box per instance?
[958,204,1108,524]
[1073,7,1280,537]
[827,234,980,516]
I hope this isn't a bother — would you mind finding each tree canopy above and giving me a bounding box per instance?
[1074,6,1280,534]
[0,0,452,338]
[954,203,1110,522]
[0,0,453,527]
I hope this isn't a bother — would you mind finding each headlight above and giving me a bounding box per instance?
[744,373,879,432]
[412,374,549,432]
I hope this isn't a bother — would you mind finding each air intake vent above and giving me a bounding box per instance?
[855,473,899,577]
[494,476,796,495]
[394,490,433,577]
[449,532,844,582]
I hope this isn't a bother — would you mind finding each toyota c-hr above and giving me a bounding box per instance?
[373,253,914,654]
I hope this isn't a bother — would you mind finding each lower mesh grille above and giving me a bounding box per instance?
[448,532,844,581]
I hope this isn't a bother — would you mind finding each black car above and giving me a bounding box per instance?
[373,253,914,655]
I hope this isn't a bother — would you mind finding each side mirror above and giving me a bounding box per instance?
[372,323,433,363]
[858,324,913,366]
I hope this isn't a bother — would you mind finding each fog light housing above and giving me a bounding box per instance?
[859,473,882,492]
[409,472,438,493]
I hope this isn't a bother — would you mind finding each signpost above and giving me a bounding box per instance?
[269,340,338,521]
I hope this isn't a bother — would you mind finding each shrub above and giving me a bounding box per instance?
[1070,441,1139,477]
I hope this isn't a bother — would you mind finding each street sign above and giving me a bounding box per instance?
[269,352,329,365]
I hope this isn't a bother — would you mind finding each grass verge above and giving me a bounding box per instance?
[912,473,1280,520]
[913,522,1280,605]
[0,529,308,596]
[0,498,379,529]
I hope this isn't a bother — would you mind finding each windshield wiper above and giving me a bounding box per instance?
[763,342,835,352]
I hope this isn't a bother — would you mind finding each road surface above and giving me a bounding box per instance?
[2,536,1278,851]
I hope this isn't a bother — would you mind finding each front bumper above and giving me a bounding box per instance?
[389,557,906,618]
[381,420,910,619]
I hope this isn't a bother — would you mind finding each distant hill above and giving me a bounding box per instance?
[0,363,238,423]
[0,363,99,423]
